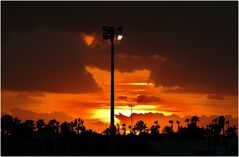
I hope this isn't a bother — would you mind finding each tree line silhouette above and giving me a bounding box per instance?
[1,114,238,155]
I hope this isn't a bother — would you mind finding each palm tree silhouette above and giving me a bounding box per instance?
[36,119,45,132]
[70,119,77,133]
[168,120,174,131]
[1,114,14,135]
[185,118,190,128]
[150,120,160,135]
[2,114,238,155]
[102,127,111,135]
[13,117,21,125]
[154,120,159,125]
[23,120,35,134]
[210,118,221,135]
[225,115,231,130]
[133,120,147,134]
[191,116,199,127]
[13,117,22,135]
[56,121,60,134]
[121,123,126,135]
[49,119,59,134]
[176,120,181,131]
[225,120,230,130]
[76,118,86,134]
[212,118,218,124]
[163,126,172,134]
[128,125,134,134]
[218,115,225,135]
[225,124,238,137]
[60,121,71,135]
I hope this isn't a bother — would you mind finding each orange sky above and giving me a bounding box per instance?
[1,65,238,132]
[2,3,238,134]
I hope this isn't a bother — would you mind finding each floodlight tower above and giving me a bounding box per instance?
[102,26,123,135]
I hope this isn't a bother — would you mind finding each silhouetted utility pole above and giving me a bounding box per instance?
[128,105,135,132]
[102,26,123,154]
[225,115,231,129]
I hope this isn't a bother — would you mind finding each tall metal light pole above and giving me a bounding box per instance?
[102,26,123,134]
[103,26,123,155]
[128,105,135,132]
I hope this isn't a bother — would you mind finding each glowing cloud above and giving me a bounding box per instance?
[81,33,95,46]
[84,35,94,46]
[126,82,154,86]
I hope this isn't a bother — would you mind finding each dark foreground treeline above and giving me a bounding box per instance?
[1,114,238,155]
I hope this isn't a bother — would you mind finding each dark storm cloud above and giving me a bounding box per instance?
[2,1,237,95]
[2,29,101,93]
[135,94,161,103]
[117,95,128,101]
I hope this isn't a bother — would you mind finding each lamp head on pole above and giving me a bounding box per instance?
[102,26,123,40]
[116,26,123,40]
[117,34,123,40]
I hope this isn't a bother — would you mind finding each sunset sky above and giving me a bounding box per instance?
[2,2,238,132]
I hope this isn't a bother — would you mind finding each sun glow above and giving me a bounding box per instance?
[91,109,120,124]
[2,65,237,133]
[126,82,154,86]
[91,105,172,122]
[115,105,173,116]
